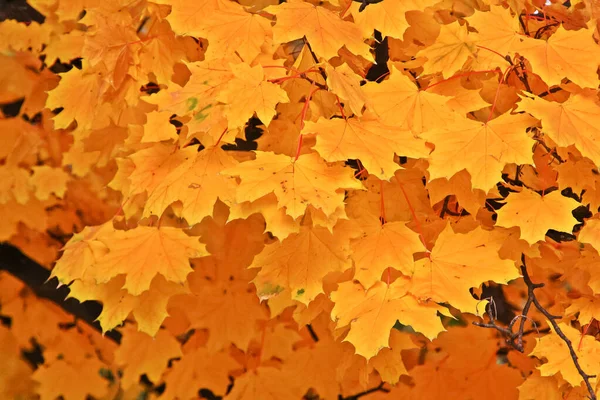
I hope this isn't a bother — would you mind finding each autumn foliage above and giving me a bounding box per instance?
[3,0,600,398]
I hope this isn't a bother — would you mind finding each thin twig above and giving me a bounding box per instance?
[474,258,597,399]
[338,382,389,400]
[521,265,596,398]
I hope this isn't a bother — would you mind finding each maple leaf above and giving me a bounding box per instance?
[81,10,140,88]
[68,275,188,336]
[260,324,302,361]
[115,327,183,388]
[286,335,357,399]
[124,144,197,197]
[222,151,362,219]
[495,188,579,244]
[362,66,455,134]
[423,111,537,190]
[410,224,519,313]
[369,329,417,384]
[349,0,438,39]
[324,63,366,116]
[45,67,106,130]
[196,6,273,62]
[265,0,372,60]
[175,279,269,351]
[517,24,600,88]
[305,116,428,180]
[427,170,486,216]
[32,358,109,400]
[162,348,239,398]
[143,146,239,225]
[29,166,70,200]
[530,323,600,387]
[217,62,289,128]
[147,57,235,117]
[418,22,478,78]
[331,280,446,359]
[517,91,600,167]
[50,223,112,284]
[142,111,178,143]
[517,374,563,400]
[0,165,33,204]
[137,20,183,85]
[228,193,300,240]
[251,224,353,304]
[467,6,522,69]
[90,226,207,296]
[565,296,600,326]
[226,367,305,400]
[350,216,425,288]
[579,219,600,253]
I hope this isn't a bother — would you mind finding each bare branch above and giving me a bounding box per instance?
[474,257,597,399]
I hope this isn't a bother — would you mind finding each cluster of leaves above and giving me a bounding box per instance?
[3,0,600,398]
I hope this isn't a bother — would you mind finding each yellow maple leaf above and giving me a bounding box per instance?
[51,223,113,284]
[198,6,273,62]
[530,323,600,387]
[0,165,31,204]
[517,91,600,168]
[285,336,349,399]
[142,111,178,143]
[81,11,140,88]
[331,280,446,359]
[369,329,417,384]
[115,327,183,388]
[222,151,362,219]
[467,6,522,69]
[251,224,353,304]
[517,374,562,400]
[427,170,486,216]
[32,358,109,400]
[579,219,600,253]
[305,116,428,180]
[517,24,600,88]
[68,274,188,336]
[144,146,238,225]
[175,279,269,351]
[226,367,305,400]
[217,62,289,128]
[147,57,235,117]
[410,224,519,313]
[228,193,300,240]
[363,66,455,134]
[565,296,600,326]
[423,111,536,191]
[91,226,207,296]
[351,216,425,288]
[162,348,239,398]
[324,63,366,116]
[495,188,579,244]
[29,166,70,200]
[350,0,438,39]
[418,22,478,78]
[156,0,229,37]
[46,67,106,130]
[265,0,372,60]
[124,144,196,198]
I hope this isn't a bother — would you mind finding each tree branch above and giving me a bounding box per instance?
[0,243,121,343]
[338,382,389,400]
[474,257,596,399]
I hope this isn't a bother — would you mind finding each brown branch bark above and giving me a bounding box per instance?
[474,257,596,399]
[0,243,121,343]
